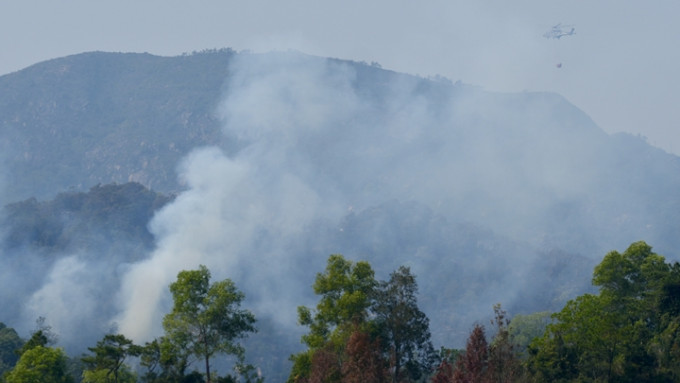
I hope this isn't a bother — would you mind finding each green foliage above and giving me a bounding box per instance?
[18,317,59,357]
[374,266,436,383]
[5,346,73,383]
[527,241,680,382]
[81,334,141,383]
[82,365,136,383]
[0,323,23,377]
[139,337,193,383]
[163,265,256,383]
[290,256,436,383]
[17,330,50,356]
[593,241,669,305]
[530,294,626,381]
[287,351,312,383]
[298,255,377,351]
[507,311,551,357]
[290,255,377,383]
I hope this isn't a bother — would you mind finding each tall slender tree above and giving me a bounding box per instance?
[374,266,436,383]
[163,265,256,383]
[487,304,522,383]
[454,324,488,383]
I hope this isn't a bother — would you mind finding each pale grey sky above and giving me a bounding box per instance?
[2,1,679,154]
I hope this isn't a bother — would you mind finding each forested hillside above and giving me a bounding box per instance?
[1,50,679,381]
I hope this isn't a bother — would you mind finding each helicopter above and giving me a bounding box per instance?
[543,23,575,40]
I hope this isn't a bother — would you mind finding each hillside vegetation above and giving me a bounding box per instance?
[1,50,679,380]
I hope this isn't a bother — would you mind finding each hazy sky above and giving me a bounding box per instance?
[2,1,679,154]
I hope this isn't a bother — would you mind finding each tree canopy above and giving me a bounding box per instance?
[289,255,436,383]
[527,241,680,382]
[163,265,256,383]
[4,346,73,383]
[81,334,141,383]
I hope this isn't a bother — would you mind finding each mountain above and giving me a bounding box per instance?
[1,50,678,255]
[1,50,679,379]
[0,50,234,201]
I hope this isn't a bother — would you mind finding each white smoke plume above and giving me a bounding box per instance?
[0,52,673,374]
[113,51,634,349]
[116,53,362,341]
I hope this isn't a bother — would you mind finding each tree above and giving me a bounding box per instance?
[16,317,59,357]
[507,311,551,358]
[5,345,73,383]
[139,335,199,383]
[373,266,436,383]
[17,331,50,355]
[82,366,137,383]
[81,334,141,383]
[649,314,680,380]
[308,345,342,383]
[0,323,23,376]
[430,359,453,383]
[342,329,388,383]
[289,255,377,383]
[526,241,677,382]
[288,351,313,383]
[593,241,670,312]
[453,324,488,383]
[290,257,437,383]
[486,304,522,383]
[163,265,256,383]
[299,255,377,348]
[648,261,680,380]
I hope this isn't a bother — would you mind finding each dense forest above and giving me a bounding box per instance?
[1,240,679,382]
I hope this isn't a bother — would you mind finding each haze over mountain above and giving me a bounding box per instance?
[1,50,678,378]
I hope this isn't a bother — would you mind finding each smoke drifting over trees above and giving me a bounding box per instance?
[1,50,679,378]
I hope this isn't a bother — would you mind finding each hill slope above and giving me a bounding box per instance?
[1,50,678,255]
[1,50,679,378]
[0,50,234,200]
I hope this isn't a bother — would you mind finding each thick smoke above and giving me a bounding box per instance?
[0,52,675,377]
[116,53,359,340]
[115,52,482,341]
[21,254,120,346]
[117,53,616,340]
[0,244,145,351]
[115,52,603,345]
